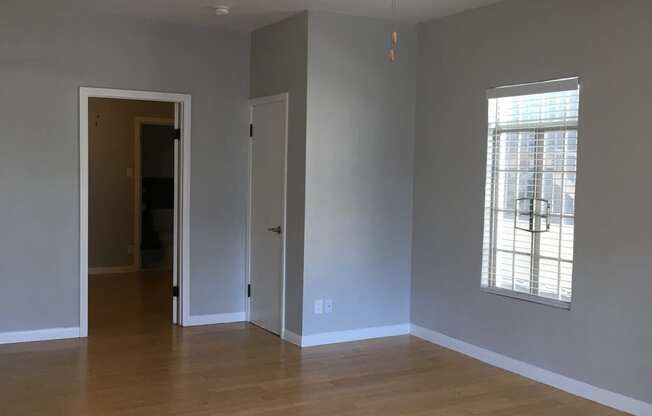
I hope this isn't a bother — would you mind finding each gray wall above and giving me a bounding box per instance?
[250,11,416,336]
[412,0,652,402]
[0,2,250,331]
[250,12,308,335]
[302,12,416,335]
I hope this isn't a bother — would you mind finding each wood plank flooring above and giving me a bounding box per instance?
[0,273,626,415]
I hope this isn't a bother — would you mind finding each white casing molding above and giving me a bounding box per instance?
[0,327,81,345]
[410,324,652,416]
[80,87,192,336]
[185,312,246,327]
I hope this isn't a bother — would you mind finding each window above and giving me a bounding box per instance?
[481,78,580,308]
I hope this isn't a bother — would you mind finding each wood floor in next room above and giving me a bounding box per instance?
[0,273,625,415]
[88,270,173,337]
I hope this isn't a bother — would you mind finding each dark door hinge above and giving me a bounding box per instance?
[249,124,253,138]
[247,284,251,298]
[173,128,181,141]
[172,286,179,297]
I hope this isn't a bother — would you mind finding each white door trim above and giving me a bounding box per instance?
[133,116,175,272]
[79,87,192,337]
[246,93,289,338]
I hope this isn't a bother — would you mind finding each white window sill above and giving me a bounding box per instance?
[481,286,571,310]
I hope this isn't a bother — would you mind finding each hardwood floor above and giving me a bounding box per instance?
[88,270,173,338]
[0,273,625,415]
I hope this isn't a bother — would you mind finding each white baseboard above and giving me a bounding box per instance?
[410,324,651,416]
[290,324,410,348]
[0,327,81,345]
[184,312,246,327]
[282,329,302,346]
[89,266,137,275]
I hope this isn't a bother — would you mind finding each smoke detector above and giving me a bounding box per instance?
[214,5,230,16]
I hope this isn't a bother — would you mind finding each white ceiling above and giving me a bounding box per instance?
[54,0,504,32]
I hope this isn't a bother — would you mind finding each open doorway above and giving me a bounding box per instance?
[80,88,191,337]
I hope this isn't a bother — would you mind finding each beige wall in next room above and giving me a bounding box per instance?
[88,98,174,270]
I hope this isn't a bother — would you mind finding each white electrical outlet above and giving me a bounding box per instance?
[314,299,323,315]
[324,299,333,314]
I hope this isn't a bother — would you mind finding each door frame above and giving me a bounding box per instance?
[133,116,176,271]
[246,93,289,338]
[79,87,192,336]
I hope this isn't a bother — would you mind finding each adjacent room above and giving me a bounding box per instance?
[87,97,178,336]
[1,0,650,415]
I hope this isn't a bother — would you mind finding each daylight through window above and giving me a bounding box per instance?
[481,78,580,307]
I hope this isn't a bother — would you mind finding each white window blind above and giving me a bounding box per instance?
[481,78,580,307]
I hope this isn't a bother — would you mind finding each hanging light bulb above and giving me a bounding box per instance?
[388,0,399,62]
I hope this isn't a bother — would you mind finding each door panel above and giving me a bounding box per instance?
[250,98,286,335]
[172,103,181,324]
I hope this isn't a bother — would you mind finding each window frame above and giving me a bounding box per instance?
[481,79,580,310]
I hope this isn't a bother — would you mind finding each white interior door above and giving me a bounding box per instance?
[172,103,182,324]
[249,96,287,336]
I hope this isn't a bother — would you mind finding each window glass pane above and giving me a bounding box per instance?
[495,251,513,290]
[538,259,560,299]
[514,226,532,253]
[541,172,563,215]
[565,131,578,171]
[495,212,515,251]
[542,131,565,172]
[563,173,576,216]
[513,254,531,293]
[560,262,573,301]
[539,218,560,258]
[496,172,516,211]
[561,220,575,261]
